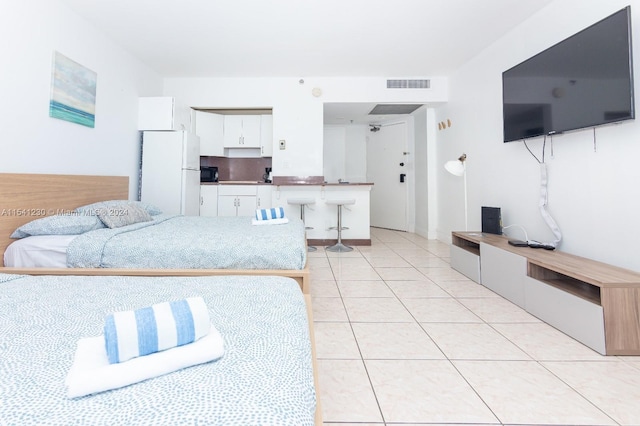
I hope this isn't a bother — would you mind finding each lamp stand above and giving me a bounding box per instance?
[463,165,468,231]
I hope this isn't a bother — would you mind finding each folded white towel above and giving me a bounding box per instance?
[104,296,210,364]
[255,207,286,220]
[251,217,290,226]
[66,323,224,398]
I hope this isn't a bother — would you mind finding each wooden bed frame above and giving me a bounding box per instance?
[0,173,310,293]
[0,173,321,423]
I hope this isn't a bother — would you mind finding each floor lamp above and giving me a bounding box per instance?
[444,153,467,231]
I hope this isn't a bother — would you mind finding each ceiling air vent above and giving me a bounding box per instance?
[369,104,423,115]
[386,79,430,89]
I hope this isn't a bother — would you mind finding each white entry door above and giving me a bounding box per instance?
[367,122,408,231]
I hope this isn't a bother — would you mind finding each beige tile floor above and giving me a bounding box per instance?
[310,227,640,426]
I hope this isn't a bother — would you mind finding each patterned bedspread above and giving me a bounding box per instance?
[66,215,308,270]
[0,274,316,425]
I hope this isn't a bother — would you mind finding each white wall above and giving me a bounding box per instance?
[435,0,640,271]
[323,125,367,183]
[163,76,448,178]
[323,126,346,182]
[413,106,430,238]
[344,126,367,183]
[0,0,163,198]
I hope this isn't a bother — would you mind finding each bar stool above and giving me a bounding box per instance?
[287,198,317,252]
[325,199,355,252]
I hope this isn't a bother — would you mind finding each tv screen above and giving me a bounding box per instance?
[502,6,634,142]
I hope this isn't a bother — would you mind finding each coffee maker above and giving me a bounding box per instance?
[263,167,272,183]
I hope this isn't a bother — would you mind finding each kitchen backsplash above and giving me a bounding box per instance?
[201,156,272,182]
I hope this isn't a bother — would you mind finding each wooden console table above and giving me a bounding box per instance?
[451,231,640,356]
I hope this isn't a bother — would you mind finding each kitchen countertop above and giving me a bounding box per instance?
[201,180,373,186]
[275,182,374,186]
[272,176,372,186]
[201,181,272,185]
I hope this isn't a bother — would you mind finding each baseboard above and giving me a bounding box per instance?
[308,239,371,246]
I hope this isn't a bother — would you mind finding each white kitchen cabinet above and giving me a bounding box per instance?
[237,196,258,216]
[260,114,273,157]
[138,97,190,131]
[218,185,257,216]
[223,115,261,148]
[256,185,272,209]
[217,196,236,217]
[218,195,256,216]
[200,185,218,216]
[194,111,224,156]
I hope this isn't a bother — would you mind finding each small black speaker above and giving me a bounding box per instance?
[482,206,502,235]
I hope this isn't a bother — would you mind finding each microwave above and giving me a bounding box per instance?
[201,166,219,182]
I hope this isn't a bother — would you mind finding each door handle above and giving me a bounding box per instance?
[400,173,406,183]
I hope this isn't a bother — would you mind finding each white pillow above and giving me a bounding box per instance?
[75,200,162,216]
[97,204,153,229]
[11,215,105,239]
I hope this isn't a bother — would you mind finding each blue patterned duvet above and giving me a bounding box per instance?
[66,215,308,270]
[0,274,316,425]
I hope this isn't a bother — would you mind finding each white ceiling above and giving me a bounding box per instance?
[59,0,553,123]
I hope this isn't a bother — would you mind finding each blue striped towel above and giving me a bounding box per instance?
[255,207,286,221]
[104,297,211,364]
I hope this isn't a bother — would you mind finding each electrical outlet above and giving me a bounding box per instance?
[279,140,286,150]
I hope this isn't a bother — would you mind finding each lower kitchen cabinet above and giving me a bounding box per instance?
[217,185,259,217]
[218,195,256,217]
[201,185,273,217]
[256,185,272,209]
[200,185,218,216]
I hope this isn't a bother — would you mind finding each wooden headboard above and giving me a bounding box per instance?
[0,173,129,266]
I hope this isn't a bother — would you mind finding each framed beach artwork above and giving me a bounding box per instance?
[49,51,97,128]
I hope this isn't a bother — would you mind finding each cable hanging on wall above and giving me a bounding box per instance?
[519,136,562,249]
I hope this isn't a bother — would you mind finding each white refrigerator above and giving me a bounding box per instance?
[141,131,200,215]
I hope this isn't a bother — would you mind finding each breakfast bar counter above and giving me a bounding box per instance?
[272,177,373,245]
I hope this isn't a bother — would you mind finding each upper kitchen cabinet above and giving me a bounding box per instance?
[138,97,191,131]
[260,114,273,157]
[223,115,261,148]
[193,111,224,156]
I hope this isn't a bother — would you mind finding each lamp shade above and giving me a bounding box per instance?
[444,154,467,176]
[444,160,465,176]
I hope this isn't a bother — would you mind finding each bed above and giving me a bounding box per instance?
[0,173,310,292]
[0,273,321,425]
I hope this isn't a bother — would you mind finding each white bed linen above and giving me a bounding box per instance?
[3,235,75,267]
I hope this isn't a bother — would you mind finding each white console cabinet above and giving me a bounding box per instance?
[450,231,640,355]
[480,242,527,307]
[450,234,481,283]
[524,275,606,354]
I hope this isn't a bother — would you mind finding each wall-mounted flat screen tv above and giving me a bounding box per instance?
[502,6,634,142]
